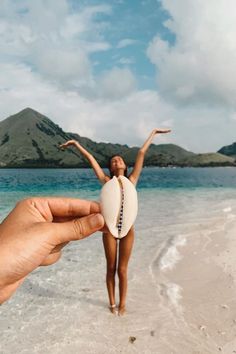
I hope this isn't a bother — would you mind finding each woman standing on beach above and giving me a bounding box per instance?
[60,128,171,315]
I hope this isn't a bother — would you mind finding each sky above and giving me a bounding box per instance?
[0,0,235,152]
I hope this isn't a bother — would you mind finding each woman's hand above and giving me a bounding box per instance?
[152,128,171,135]
[59,140,78,149]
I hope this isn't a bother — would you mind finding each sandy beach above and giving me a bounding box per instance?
[1,185,236,353]
[155,206,236,354]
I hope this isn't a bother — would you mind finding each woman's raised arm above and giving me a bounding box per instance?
[59,140,110,184]
[129,128,171,185]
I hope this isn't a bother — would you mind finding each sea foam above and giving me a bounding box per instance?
[159,235,186,272]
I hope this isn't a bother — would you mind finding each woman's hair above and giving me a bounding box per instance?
[108,155,128,178]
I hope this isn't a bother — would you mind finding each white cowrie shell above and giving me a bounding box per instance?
[100,176,138,238]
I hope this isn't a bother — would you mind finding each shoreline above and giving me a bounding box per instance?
[156,210,236,353]
[0,165,235,169]
[1,188,236,353]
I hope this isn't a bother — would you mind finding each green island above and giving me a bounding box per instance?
[0,108,235,168]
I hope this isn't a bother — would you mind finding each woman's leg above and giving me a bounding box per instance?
[117,226,134,315]
[102,232,117,312]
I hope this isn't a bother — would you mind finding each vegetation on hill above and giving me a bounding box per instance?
[0,108,235,168]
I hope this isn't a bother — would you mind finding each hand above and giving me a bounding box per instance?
[59,140,78,149]
[152,128,171,135]
[0,197,104,303]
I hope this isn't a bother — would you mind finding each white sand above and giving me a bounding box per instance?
[1,190,236,353]
[156,209,236,354]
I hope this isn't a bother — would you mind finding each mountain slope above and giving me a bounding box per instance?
[218,142,236,158]
[0,108,235,167]
[185,153,235,167]
[0,108,87,167]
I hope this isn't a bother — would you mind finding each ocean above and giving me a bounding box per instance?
[0,167,236,353]
[0,166,236,219]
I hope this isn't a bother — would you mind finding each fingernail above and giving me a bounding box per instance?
[89,213,104,229]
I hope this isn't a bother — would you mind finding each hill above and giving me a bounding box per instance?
[218,142,236,158]
[184,153,235,167]
[0,108,235,168]
[0,108,84,167]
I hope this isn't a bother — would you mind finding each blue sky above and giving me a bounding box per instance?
[83,0,174,88]
[0,0,235,152]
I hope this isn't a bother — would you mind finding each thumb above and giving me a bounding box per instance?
[51,213,105,244]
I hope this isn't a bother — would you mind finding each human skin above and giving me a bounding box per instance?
[0,197,105,304]
[60,128,171,315]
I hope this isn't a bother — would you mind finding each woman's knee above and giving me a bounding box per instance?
[118,265,127,279]
[107,265,116,277]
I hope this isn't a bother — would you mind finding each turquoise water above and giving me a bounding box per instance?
[1,167,236,353]
[0,167,236,192]
[0,167,235,219]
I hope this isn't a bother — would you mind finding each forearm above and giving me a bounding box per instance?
[74,142,105,181]
[74,142,91,160]
[129,133,154,183]
[140,131,155,154]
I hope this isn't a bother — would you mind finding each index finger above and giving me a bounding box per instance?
[31,197,100,221]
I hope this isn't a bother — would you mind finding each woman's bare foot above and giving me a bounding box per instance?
[109,304,117,314]
[118,306,126,316]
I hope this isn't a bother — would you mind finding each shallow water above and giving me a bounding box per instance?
[0,168,236,353]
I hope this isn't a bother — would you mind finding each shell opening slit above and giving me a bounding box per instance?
[117,178,124,237]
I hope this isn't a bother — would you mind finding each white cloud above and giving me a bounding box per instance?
[118,57,135,65]
[60,5,111,41]
[1,0,236,153]
[33,48,92,88]
[1,61,236,153]
[97,67,137,100]
[0,62,173,147]
[0,0,111,90]
[117,38,137,48]
[147,0,236,108]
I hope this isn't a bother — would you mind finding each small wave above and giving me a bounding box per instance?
[222,206,236,220]
[159,235,186,272]
[163,283,182,308]
[223,207,232,213]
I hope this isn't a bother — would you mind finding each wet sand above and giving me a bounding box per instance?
[1,190,236,353]
[157,213,236,354]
